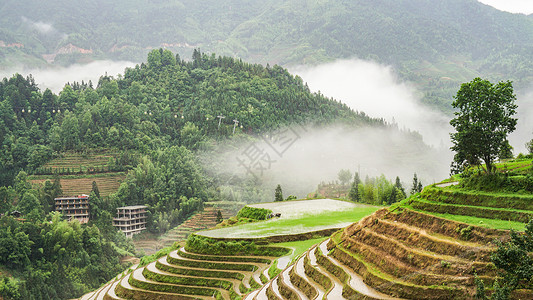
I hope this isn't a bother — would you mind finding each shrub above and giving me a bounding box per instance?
[236,206,272,220]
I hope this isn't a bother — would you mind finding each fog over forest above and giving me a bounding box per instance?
[0,60,136,93]
[4,56,533,190]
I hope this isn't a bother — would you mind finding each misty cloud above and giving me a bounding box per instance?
[206,125,451,200]
[0,60,136,93]
[291,59,452,147]
[509,88,533,154]
[21,16,58,35]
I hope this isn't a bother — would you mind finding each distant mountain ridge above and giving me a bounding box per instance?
[2,0,533,110]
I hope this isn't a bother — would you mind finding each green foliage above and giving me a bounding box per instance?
[348,172,361,202]
[450,78,517,174]
[337,169,352,186]
[178,248,270,263]
[347,174,405,205]
[411,173,423,195]
[459,172,533,194]
[268,260,282,279]
[0,212,126,299]
[0,277,20,300]
[476,219,533,299]
[185,234,289,256]
[156,260,244,280]
[139,242,179,267]
[285,195,297,201]
[275,184,283,202]
[216,209,223,223]
[236,206,272,221]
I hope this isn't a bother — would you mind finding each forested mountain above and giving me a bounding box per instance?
[0,49,394,298]
[2,0,533,111]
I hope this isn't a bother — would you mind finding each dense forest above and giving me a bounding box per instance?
[2,0,533,112]
[0,49,389,299]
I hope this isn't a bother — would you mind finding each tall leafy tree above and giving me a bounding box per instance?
[450,78,517,174]
[337,169,352,186]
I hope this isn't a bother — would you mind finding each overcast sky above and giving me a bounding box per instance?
[478,0,533,14]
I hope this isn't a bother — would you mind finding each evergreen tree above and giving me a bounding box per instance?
[216,210,223,223]
[387,187,398,205]
[395,176,406,198]
[411,173,422,195]
[274,184,283,202]
[348,181,360,202]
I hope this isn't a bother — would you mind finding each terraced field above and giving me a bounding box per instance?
[30,173,126,197]
[80,169,533,299]
[80,199,382,299]
[41,151,117,173]
[29,150,130,197]
[134,204,243,255]
[318,181,533,299]
[80,236,294,300]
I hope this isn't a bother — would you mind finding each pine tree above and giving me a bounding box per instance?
[216,210,223,223]
[411,173,420,195]
[348,172,361,202]
[348,181,359,202]
[395,176,405,198]
[275,184,283,202]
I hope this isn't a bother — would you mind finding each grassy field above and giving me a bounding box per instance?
[199,200,380,238]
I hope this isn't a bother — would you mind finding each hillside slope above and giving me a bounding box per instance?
[319,160,533,299]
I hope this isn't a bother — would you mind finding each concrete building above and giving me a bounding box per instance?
[54,195,90,224]
[113,205,147,237]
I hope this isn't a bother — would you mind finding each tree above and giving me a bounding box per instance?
[394,176,406,199]
[274,184,283,202]
[411,173,422,195]
[450,78,517,174]
[337,169,352,186]
[216,210,223,223]
[91,181,100,199]
[499,140,513,160]
[348,172,361,202]
[476,218,533,299]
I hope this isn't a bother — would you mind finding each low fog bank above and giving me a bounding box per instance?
[510,88,533,154]
[0,60,136,93]
[291,59,452,148]
[206,125,452,200]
